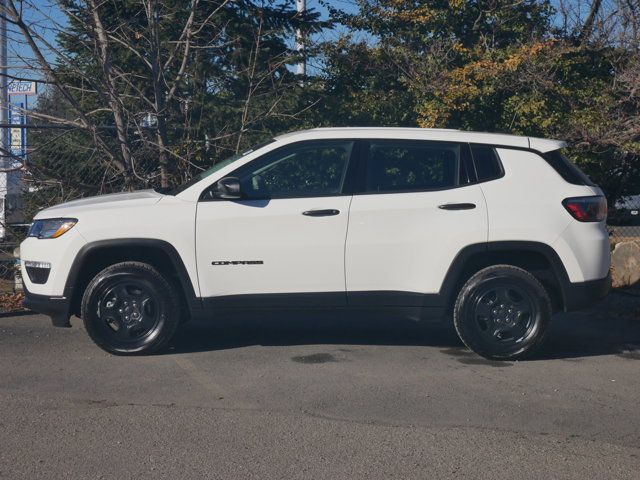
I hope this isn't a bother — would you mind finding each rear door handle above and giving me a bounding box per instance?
[302,209,340,217]
[438,203,476,211]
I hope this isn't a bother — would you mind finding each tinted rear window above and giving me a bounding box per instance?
[542,150,594,186]
[365,142,461,193]
[470,145,503,182]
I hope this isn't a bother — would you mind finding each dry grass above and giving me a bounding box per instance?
[0,292,25,312]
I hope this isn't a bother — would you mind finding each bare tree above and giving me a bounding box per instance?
[579,0,604,42]
[0,0,314,195]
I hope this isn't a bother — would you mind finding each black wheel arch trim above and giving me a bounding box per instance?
[438,240,580,311]
[64,238,201,317]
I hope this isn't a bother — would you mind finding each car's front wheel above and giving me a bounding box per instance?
[81,261,181,355]
[453,265,551,360]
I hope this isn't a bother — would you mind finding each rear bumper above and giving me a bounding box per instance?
[22,284,72,327]
[563,273,611,312]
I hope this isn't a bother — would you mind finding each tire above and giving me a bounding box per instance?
[81,261,181,355]
[453,265,551,360]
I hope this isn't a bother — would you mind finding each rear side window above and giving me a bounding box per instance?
[364,141,461,193]
[542,150,594,186]
[470,145,503,182]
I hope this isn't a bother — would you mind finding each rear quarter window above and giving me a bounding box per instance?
[542,150,595,186]
[470,145,504,182]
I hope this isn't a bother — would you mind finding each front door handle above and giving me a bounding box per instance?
[302,209,340,217]
[438,203,476,211]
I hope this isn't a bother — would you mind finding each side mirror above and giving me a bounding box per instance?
[213,176,242,200]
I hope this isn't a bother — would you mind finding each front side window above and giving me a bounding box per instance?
[237,141,353,199]
[365,141,462,193]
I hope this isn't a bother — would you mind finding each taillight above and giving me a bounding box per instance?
[562,196,607,222]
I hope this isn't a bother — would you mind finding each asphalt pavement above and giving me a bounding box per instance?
[1,293,639,479]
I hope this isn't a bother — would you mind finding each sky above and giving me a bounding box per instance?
[9,0,590,60]
[6,0,596,101]
[6,0,364,100]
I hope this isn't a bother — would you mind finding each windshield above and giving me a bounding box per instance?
[163,139,276,195]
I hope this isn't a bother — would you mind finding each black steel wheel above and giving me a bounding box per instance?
[453,265,551,360]
[81,262,181,355]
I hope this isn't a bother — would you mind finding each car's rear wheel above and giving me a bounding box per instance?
[453,265,551,360]
[81,262,180,355]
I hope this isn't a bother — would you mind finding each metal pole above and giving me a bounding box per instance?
[295,0,306,77]
[0,0,7,155]
[0,0,7,240]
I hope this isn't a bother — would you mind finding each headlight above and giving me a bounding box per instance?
[28,218,78,239]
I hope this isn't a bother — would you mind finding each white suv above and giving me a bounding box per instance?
[20,128,611,359]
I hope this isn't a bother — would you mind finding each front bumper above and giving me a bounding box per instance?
[563,273,611,312]
[20,229,86,297]
[23,284,72,327]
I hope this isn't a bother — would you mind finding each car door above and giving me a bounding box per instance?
[345,139,488,306]
[196,140,355,308]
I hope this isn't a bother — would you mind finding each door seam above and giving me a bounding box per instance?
[343,195,354,302]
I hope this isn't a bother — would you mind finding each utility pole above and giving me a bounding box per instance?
[295,0,306,77]
[0,0,7,157]
[0,0,8,240]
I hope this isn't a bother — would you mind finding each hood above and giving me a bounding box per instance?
[35,190,164,218]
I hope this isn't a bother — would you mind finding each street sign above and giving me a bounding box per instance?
[8,81,37,96]
[9,104,25,161]
[10,126,21,154]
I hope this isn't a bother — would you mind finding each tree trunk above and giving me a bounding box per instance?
[147,0,170,188]
[580,0,603,43]
[88,0,133,185]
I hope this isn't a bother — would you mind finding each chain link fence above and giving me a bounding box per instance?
[608,195,640,245]
[0,122,214,310]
